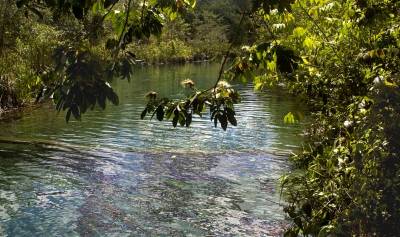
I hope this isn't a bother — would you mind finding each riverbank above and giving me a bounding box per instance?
[0,102,44,122]
[132,57,216,66]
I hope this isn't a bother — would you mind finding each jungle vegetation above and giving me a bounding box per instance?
[0,0,399,236]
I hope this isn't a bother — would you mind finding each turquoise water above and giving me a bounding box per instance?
[0,63,305,236]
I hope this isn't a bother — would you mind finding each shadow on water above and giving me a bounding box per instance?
[0,63,306,236]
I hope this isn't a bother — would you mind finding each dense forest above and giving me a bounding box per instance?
[0,0,400,236]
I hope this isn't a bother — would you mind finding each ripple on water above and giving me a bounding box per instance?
[0,64,305,236]
[0,146,291,236]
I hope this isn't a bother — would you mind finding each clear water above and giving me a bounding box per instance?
[0,63,305,236]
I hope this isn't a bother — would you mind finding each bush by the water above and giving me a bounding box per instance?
[227,0,400,235]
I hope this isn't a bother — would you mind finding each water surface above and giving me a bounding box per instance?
[0,63,305,236]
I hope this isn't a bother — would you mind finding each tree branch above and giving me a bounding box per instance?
[118,0,133,48]
[212,12,246,90]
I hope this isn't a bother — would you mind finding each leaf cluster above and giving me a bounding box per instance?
[141,80,240,130]
[51,47,122,122]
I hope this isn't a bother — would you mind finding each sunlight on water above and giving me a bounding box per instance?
[0,63,305,236]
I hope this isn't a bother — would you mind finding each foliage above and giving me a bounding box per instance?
[0,1,62,109]
[190,11,230,59]
[130,2,232,63]
[1,0,234,123]
[196,0,254,45]
[133,38,193,63]
[0,0,197,119]
[1,1,400,236]
[141,79,240,130]
[129,16,194,63]
[225,0,400,236]
[0,0,233,116]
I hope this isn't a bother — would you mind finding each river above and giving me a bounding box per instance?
[0,63,305,236]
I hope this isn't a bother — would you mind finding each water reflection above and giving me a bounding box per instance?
[0,63,305,236]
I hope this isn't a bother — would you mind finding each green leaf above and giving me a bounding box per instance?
[214,114,219,128]
[185,113,192,127]
[178,113,186,126]
[226,107,237,126]
[227,113,237,126]
[254,81,264,91]
[66,109,72,123]
[97,94,106,109]
[284,112,297,124]
[71,104,81,120]
[293,27,306,38]
[156,106,164,121]
[107,90,119,105]
[184,0,196,8]
[303,37,316,49]
[219,112,228,131]
[141,108,147,119]
[172,114,179,127]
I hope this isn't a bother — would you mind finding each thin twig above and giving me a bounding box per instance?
[187,11,248,103]
[101,0,119,21]
[141,0,147,27]
[118,0,133,47]
[212,12,247,90]
[110,0,132,71]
